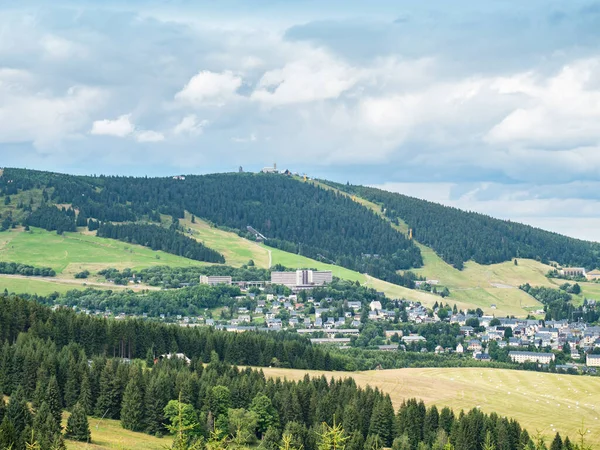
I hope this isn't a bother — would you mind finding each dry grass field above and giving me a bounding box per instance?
[62,413,171,450]
[259,366,600,446]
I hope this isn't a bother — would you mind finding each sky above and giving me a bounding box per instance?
[2,1,600,240]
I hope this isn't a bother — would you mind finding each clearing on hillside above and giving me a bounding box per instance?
[62,412,171,449]
[259,366,600,447]
[0,227,208,278]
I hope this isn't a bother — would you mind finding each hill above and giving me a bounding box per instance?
[259,366,600,448]
[3,168,600,315]
[324,181,600,270]
[0,168,422,286]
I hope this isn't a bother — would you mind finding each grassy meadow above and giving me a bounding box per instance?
[62,413,171,450]
[0,227,208,277]
[259,366,600,447]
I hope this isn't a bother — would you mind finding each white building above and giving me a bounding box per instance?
[261,163,278,174]
[586,354,600,367]
[271,270,332,290]
[369,301,382,311]
[200,275,233,286]
[560,267,586,278]
[509,351,555,364]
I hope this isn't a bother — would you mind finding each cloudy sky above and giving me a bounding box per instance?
[2,1,600,240]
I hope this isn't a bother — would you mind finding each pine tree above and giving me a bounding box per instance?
[483,431,496,450]
[95,361,119,419]
[318,420,348,450]
[65,402,91,442]
[46,375,63,429]
[368,396,394,446]
[363,434,383,450]
[6,384,32,436]
[78,371,93,415]
[33,376,48,409]
[146,374,168,436]
[121,368,146,432]
[33,402,65,449]
[0,416,17,450]
[64,358,80,409]
[550,433,562,450]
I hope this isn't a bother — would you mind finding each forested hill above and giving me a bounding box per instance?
[0,168,422,285]
[325,181,600,270]
[3,167,600,274]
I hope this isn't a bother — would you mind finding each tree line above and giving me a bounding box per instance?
[0,295,347,370]
[519,284,600,322]
[0,297,580,450]
[25,205,76,234]
[1,168,423,287]
[0,261,55,277]
[326,181,600,271]
[97,223,225,264]
[131,264,274,288]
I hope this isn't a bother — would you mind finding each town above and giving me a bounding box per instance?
[73,268,600,375]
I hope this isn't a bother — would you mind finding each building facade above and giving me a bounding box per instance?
[560,268,586,278]
[586,354,600,367]
[271,270,332,289]
[199,275,233,286]
[509,351,555,364]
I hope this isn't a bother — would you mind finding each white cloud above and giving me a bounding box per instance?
[486,59,600,148]
[90,114,135,137]
[173,115,208,136]
[40,35,87,60]
[231,133,257,143]
[0,68,104,147]
[136,130,165,142]
[251,48,359,105]
[175,70,242,106]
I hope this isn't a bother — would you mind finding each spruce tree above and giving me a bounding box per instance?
[550,433,562,450]
[145,374,168,436]
[95,361,119,419]
[6,384,32,436]
[65,402,91,442]
[368,396,394,446]
[33,401,65,449]
[32,374,48,409]
[46,375,63,429]
[78,371,93,415]
[363,434,383,450]
[121,368,146,432]
[64,358,80,409]
[0,416,17,450]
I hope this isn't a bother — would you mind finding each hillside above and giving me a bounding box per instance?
[259,366,600,448]
[0,168,422,286]
[324,181,600,270]
[3,168,600,315]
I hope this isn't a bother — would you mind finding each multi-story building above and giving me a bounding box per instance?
[199,275,233,286]
[270,270,332,290]
[509,351,555,364]
[586,354,600,367]
[560,267,586,278]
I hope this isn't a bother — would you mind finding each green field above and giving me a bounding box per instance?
[0,227,208,278]
[0,276,95,295]
[260,366,600,447]
[62,412,171,450]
